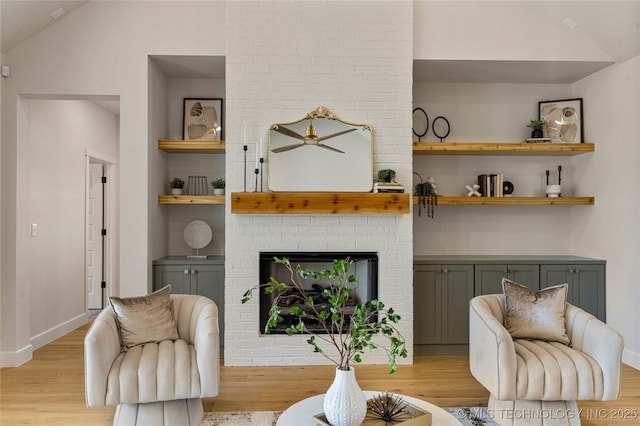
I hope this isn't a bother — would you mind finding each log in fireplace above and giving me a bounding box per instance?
[258,252,379,334]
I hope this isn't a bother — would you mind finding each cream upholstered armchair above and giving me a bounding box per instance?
[85,288,220,426]
[470,290,624,426]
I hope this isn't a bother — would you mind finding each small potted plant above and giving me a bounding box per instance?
[211,178,225,196]
[377,169,396,183]
[242,257,407,426]
[527,119,547,138]
[168,177,185,195]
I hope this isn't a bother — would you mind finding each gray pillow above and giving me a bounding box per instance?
[502,278,570,345]
[109,285,179,349]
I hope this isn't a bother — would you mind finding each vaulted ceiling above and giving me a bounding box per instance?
[2,1,639,62]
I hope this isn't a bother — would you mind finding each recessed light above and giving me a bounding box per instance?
[50,8,66,20]
[562,17,578,29]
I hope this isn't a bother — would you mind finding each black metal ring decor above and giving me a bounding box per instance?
[432,116,450,142]
[412,107,429,142]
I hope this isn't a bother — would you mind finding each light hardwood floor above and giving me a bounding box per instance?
[1,321,639,425]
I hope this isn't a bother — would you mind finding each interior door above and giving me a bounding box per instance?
[87,162,104,309]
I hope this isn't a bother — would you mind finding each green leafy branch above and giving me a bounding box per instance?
[241,257,408,374]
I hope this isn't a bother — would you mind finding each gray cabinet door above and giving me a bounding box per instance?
[192,264,225,342]
[540,264,605,321]
[154,264,192,294]
[414,265,442,344]
[441,265,474,344]
[475,264,539,295]
[414,264,473,345]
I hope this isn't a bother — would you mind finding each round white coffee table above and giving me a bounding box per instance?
[276,390,460,425]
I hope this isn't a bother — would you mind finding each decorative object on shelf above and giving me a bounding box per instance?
[373,182,404,193]
[432,116,450,142]
[268,107,373,192]
[526,119,547,139]
[168,177,185,195]
[211,178,225,196]
[183,98,223,141]
[546,184,562,198]
[242,257,407,426]
[187,175,208,195]
[539,98,583,143]
[503,181,514,196]
[466,184,481,197]
[412,107,429,142]
[377,169,396,183]
[477,174,505,197]
[183,220,212,258]
[413,172,438,218]
[545,166,562,197]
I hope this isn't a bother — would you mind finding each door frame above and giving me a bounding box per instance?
[85,148,117,310]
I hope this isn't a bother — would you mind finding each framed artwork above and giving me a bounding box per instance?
[183,98,223,141]
[538,98,583,143]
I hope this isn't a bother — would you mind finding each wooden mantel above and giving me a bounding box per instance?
[231,192,410,214]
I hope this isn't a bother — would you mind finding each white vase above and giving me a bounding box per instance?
[323,367,366,426]
[213,188,225,196]
[171,188,183,195]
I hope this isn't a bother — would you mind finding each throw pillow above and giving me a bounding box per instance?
[109,285,179,349]
[502,278,570,345]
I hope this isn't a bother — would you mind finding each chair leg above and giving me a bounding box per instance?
[488,394,581,426]
[113,398,203,426]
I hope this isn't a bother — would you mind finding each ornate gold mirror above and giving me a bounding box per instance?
[268,107,373,192]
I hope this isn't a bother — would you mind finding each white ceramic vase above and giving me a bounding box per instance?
[323,367,366,426]
[171,188,183,195]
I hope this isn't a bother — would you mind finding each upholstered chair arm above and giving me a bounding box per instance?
[172,295,220,397]
[565,304,624,400]
[84,308,122,407]
[469,295,518,400]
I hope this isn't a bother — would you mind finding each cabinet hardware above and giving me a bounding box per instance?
[502,269,508,274]
[574,268,580,274]
[184,269,189,275]
[442,268,449,274]
[191,269,197,275]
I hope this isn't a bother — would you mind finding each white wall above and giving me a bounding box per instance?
[571,55,640,368]
[413,82,579,255]
[224,1,414,366]
[1,1,226,365]
[25,100,118,350]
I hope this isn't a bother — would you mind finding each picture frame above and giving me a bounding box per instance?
[538,98,583,143]
[183,98,223,141]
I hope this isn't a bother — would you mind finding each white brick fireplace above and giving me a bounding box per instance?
[224,1,413,366]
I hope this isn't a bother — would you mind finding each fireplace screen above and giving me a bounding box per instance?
[259,252,379,334]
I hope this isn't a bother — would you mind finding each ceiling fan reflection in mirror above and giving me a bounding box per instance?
[270,119,356,153]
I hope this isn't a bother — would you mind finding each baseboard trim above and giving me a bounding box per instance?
[30,312,88,351]
[623,348,640,370]
[1,343,33,367]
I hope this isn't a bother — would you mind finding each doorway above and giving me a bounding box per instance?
[86,151,116,311]
[87,161,105,309]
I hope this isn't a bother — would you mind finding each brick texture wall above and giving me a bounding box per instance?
[224,1,413,366]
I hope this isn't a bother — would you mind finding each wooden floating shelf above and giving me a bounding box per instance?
[158,195,225,205]
[413,142,594,156]
[231,192,410,214]
[414,196,594,206]
[158,140,226,153]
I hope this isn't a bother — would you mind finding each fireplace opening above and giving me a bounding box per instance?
[259,252,379,334]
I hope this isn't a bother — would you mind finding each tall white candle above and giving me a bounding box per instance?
[255,139,259,168]
[243,122,247,147]
[259,135,263,159]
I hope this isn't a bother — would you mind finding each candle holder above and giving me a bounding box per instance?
[243,144,248,192]
[254,168,259,192]
[259,157,264,192]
